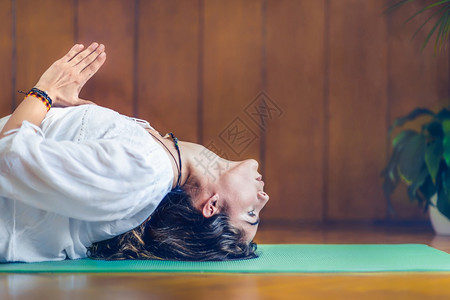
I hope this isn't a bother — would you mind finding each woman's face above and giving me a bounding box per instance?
[217,159,270,242]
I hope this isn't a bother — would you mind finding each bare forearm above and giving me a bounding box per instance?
[0,95,48,137]
[0,42,106,138]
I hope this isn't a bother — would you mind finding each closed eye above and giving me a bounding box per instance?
[247,210,259,226]
[248,218,260,226]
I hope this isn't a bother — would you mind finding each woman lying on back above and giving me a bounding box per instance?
[0,43,269,262]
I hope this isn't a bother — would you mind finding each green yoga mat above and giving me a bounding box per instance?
[1,244,450,273]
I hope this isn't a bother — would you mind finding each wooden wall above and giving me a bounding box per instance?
[1,0,448,224]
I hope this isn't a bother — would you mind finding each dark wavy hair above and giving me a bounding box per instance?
[87,188,258,261]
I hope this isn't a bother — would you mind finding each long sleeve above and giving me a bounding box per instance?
[0,119,173,222]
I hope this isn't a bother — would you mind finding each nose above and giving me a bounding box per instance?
[258,191,270,205]
[262,191,269,204]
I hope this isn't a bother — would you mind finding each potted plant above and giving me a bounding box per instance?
[382,108,450,235]
[382,1,450,235]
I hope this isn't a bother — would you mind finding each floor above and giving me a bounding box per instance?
[1,223,450,300]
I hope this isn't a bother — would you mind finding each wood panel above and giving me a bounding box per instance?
[387,0,450,221]
[137,0,199,142]
[203,0,262,163]
[77,0,135,116]
[264,0,325,221]
[15,0,74,104]
[4,0,450,223]
[327,0,388,221]
[0,0,12,117]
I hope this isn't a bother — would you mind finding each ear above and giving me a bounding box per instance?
[202,193,220,218]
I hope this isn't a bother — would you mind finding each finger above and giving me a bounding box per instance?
[69,42,99,66]
[77,44,105,71]
[61,44,85,62]
[80,52,107,83]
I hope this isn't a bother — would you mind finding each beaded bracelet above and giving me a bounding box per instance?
[25,88,53,111]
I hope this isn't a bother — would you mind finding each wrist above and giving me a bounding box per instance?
[33,85,55,101]
[26,87,53,111]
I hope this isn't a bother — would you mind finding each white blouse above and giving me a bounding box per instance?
[0,105,174,262]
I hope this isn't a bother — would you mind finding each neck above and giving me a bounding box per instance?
[147,129,228,189]
[179,141,228,186]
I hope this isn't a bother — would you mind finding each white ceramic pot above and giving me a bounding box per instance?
[429,194,450,236]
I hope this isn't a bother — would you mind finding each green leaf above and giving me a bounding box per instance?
[423,121,443,139]
[425,140,443,182]
[383,131,417,182]
[436,195,450,220]
[443,139,450,165]
[407,165,429,201]
[434,11,449,52]
[411,5,450,48]
[406,1,449,26]
[388,108,434,136]
[433,10,450,52]
[437,194,450,220]
[437,170,450,220]
[441,119,450,134]
[443,169,450,195]
[419,175,437,200]
[397,134,426,185]
[392,130,417,147]
[422,7,449,51]
[382,130,418,214]
[434,108,450,121]
[386,0,450,53]
[383,0,417,15]
[443,11,450,46]
[383,148,402,183]
[382,175,398,215]
[442,120,450,166]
